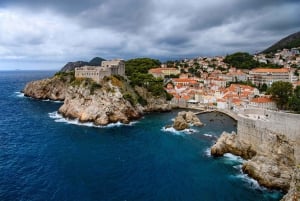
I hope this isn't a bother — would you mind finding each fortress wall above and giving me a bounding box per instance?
[237,109,300,163]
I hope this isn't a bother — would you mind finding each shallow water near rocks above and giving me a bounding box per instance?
[0,71,283,201]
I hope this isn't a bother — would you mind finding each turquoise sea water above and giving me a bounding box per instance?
[0,71,283,201]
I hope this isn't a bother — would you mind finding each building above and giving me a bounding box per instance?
[249,97,277,110]
[248,68,291,86]
[75,59,125,83]
[148,68,180,78]
[171,78,199,87]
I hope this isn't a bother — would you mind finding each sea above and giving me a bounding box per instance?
[0,71,283,201]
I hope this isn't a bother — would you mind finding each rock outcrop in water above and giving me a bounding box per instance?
[23,72,172,126]
[211,131,296,193]
[211,132,256,159]
[23,75,69,100]
[172,111,203,131]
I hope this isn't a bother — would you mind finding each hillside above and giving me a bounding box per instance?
[262,31,300,53]
[59,57,106,72]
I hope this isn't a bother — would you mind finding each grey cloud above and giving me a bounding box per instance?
[0,0,300,70]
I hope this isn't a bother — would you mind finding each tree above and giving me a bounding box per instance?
[223,52,258,69]
[260,83,268,92]
[287,86,300,113]
[267,81,293,110]
[125,58,161,77]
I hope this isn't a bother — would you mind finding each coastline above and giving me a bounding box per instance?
[210,108,300,200]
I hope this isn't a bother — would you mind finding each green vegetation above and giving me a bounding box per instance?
[125,58,168,97]
[267,81,294,110]
[125,58,161,76]
[123,92,135,105]
[258,83,268,92]
[90,82,102,94]
[70,77,101,94]
[288,86,300,113]
[224,52,284,70]
[224,52,258,69]
[54,71,75,82]
[262,31,300,53]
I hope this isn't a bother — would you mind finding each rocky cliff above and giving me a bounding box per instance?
[23,73,71,100]
[58,78,143,125]
[23,73,172,126]
[211,109,300,200]
[211,131,294,192]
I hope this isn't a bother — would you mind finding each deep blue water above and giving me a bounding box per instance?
[0,71,283,201]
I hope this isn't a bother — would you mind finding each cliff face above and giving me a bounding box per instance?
[211,132,294,192]
[58,79,143,125]
[134,86,172,112]
[211,109,300,200]
[23,76,69,100]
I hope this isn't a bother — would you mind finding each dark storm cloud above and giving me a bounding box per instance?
[1,0,154,32]
[0,0,300,70]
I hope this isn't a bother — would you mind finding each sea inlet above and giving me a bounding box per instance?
[0,71,282,201]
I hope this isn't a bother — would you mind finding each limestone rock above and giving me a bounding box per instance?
[23,76,67,101]
[211,132,256,159]
[242,156,293,192]
[58,80,143,126]
[134,86,172,112]
[211,131,296,193]
[172,111,203,131]
[281,167,300,201]
[173,115,189,130]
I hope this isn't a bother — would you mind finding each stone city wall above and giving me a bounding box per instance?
[237,108,300,164]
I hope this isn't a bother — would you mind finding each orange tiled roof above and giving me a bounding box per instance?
[251,68,289,73]
[149,68,178,73]
[172,78,198,84]
[251,97,274,103]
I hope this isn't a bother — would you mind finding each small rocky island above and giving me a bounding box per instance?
[166,111,203,131]
[23,58,172,126]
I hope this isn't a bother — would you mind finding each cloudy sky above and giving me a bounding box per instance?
[0,0,299,70]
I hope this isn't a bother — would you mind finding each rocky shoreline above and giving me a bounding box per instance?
[23,73,171,126]
[211,131,299,200]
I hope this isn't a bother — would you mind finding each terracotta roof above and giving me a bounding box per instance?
[251,68,289,73]
[251,97,274,103]
[172,78,198,84]
[149,68,178,73]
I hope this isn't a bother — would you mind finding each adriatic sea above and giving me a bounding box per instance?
[0,71,283,201]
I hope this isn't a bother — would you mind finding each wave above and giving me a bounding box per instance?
[203,133,213,137]
[204,148,211,157]
[233,173,262,190]
[48,111,138,128]
[42,99,63,103]
[14,92,63,103]
[223,153,245,164]
[15,92,24,97]
[161,126,197,135]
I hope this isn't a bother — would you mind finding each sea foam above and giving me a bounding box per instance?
[161,126,197,135]
[48,111,137,128]
[15,92,24,97]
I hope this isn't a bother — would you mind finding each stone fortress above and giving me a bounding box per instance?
[75,59,125,83]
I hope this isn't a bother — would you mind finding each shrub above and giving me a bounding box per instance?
[123,93,135,105]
